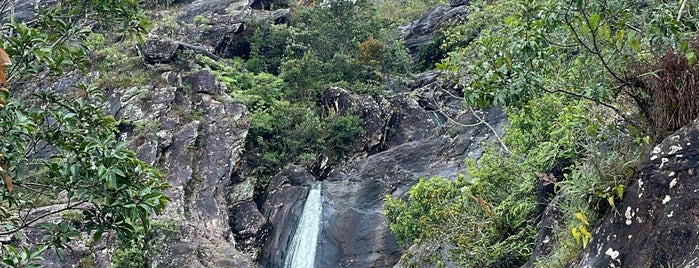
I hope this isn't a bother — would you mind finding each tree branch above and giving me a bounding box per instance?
[678,0,688,20]
[172,40,221,61]
[0,201,89,236]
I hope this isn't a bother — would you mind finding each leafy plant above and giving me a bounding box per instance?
[0,1,169,266]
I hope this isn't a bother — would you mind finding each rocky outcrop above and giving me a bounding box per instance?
[109,69,253,267]
[149,0,291,59]
[256,72,506,268]
[314,74,505,267]
[24,66,256,267]
[317,106,504,267]
[260,165,317,267]
[575,118,699,267]
[400,0,469,57]
[318,87,435,155]
[230,201,270,251]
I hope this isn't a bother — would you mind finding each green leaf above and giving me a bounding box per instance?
[588,13,601,30]
[112,168,125,177]
[686,51,696,65]
[93,230,103,241]
[576,212,590,225]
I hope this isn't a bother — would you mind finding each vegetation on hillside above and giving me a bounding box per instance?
[0,1,168,266]
[197,0,443,193]
[385,0,699,266]
[4,0,697,266]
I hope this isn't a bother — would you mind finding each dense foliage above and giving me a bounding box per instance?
[0,1,168,266]
[386,0,698,266]
[198,0,436,192]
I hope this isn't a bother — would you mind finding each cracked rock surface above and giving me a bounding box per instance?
[576,118,699,268]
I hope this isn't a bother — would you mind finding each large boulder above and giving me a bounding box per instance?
[230,201,270,251]
[576,118,699,267]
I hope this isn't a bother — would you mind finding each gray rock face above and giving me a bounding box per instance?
[318,85,441,156]
[259,74,505,268]
[318,109,504,267]
[20,66,255,267]
[260,165,317,267]
[231,201,270,250]
[400,2,469,57]
[575,118,699,267]
[310,75,506,267]
[107,69,253,267]
[149,0,291,59]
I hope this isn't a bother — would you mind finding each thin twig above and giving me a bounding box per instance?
[678,0,688,20]
[429,82,510,154]
[469,107,510,155]
[0,201,89,236]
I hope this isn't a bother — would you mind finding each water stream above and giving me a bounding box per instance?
[283,182,322,268]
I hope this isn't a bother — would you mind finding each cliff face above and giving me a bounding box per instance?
[9,0,274,266]
[12,0,504,266]
[573,119,699,268]
[258,73,508,267]
[109,70,253,267]
[20,0,699,267]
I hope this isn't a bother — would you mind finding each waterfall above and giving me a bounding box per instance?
[427,111,447,126]
[284,182,322,268]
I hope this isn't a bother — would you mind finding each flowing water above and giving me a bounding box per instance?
[283,182,322,268]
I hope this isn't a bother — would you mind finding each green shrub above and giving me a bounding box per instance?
[111,220,179,268]
[385,173,537,267]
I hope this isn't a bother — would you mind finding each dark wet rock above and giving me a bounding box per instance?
[266,73,509,268]
[314,74,508,268]
[317,107,505,268]
[576,118,699,267]
[231,201,270,251]
[521,196,565,268]
[260,165,317,268]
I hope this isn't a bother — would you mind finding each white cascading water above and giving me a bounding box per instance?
[283,182,322,268]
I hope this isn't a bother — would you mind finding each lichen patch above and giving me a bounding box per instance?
[625,207,634,225]
[605,247,620,262]
[669,144,683,154]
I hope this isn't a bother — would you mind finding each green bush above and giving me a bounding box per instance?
[385,173,537,267]
[111,220,179,268]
